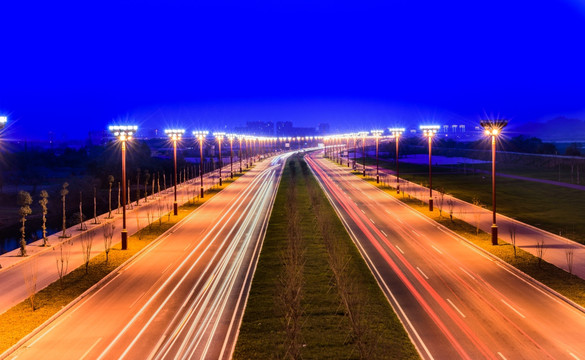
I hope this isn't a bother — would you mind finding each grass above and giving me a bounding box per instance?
[234,156,419,359]
[0,172,247,354]
[350,167,585,309]
[352,155,585,243]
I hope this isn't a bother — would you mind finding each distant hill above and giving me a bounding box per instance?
[510,117,585,141]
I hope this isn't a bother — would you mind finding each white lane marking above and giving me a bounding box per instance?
[459,266,476,281]
[396,217,403,224]
[370,218,375,224]
[183,243,190,251]
[569,352,580,360]
[381,230,388,237]
[446,298,466,318]
[130,291,146,309]
[416,267,429,280]
[361,209,366,214]
[412,230,420,237]
[80,338,102,360]
[162,263,172,274]
[501,299,526,319]
[497,352,507,360]
[395,245,405,254]
[431,245,443,255]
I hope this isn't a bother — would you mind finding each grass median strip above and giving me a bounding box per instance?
[350,166,585,309]
[0,173,246,354]
[234,156,419,359]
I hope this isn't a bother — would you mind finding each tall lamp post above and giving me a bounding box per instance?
[420,125,439,211]
[358,132,368,176]
[109,125,137,250]
[193,131,208,198]
[227,134,235,179]
[372,130,383,183]
[237,135,244,173]
[389,128,405,194]
[481,119,508,245]
[346,135,350,167]
[214,132,225,186]
[165,129,184,215]
[352,133,358,169]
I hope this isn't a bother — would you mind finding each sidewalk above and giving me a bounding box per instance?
[0,161,247,315]
[336,158,585,281]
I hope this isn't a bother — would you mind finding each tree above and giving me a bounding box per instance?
[136,168,141,206]
[93,186,100,224]
[60,182,70,238]
[53,240,72,289]
[144,169,150,202]
[39,190,49,246]
[23,259,38,310]
[436,187,446,218]
[103,223,115,264]
[108,175,114,218]
[472,196,482,235]
[80,231,93,274]
[18,190,33,256]
[78,191,86,231]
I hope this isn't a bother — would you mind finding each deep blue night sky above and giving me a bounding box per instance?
[1,1,585,140]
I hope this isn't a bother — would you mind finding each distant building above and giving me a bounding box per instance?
[235,121,274,136]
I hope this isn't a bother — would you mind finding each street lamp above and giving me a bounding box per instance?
[214,132,225,186]
[237,135,244,173]
[420,125,439,211]
[372,130,383,183]
[345,135,351,167]
[389,128,405,194]
[193,130,208,198]
[165,129,184,215]
[227,134,235,179]
[358,131,368,176]
[352,133,358,170]
[481,119,508,245]
[109,125,138,250]
[0,116,7,129]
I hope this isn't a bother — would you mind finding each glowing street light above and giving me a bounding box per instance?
[237,135,244,173]
[0,116,7,129]
[193,130,208,198]
[227,134,235,179]
[345,135,351,167]
[389,128,405,194]
[109,125,138,250]
[420,125,439,211]
[372,130,383,183]
[352,133,358,169]
[358,131,368,177]
[214,132,225,186]
[165,129,184,215]
[481,119,508,245]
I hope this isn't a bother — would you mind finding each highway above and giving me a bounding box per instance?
[4,153,290,360]
[306,152,585,360]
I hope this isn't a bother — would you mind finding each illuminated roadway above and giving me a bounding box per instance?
[4,153,291,360]
[307,152,585,360]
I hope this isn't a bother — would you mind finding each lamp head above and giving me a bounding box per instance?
[109,125,138,141]
[480,120,508,137]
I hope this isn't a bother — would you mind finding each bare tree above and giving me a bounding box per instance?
[135,168,141,206]
[103,223,115,264]
[78,191,86,231]
[23,259,38,310]
[436,187,446,218]
[509,223,517,257]
[54,240,72,289]
[80,231,94,274]
[144,169,150,203]
[151,176,155,200]
[60,182,70,238]
[117,181,121,214]
[93,186,100,224]
[39,190,50,246]
[565,244,575,274]
[472,196,482,235]
[535,238,547,267]
[135,211,142,240]
[447,198,455,222]
[108,175,115,218]
[18,190,32,256]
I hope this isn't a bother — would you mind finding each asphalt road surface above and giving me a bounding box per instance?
[307,152,585,360]
[4,153,290,360]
